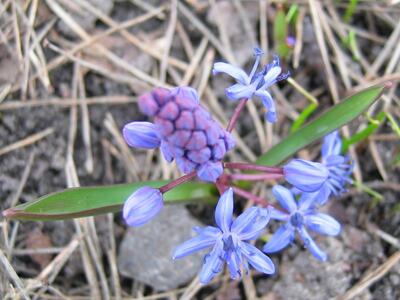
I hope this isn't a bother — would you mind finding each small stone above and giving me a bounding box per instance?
[118,205,203,291]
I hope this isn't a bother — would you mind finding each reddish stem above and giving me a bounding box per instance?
[226,98,248,132]
[224,162,283,174]
[159,171,197,194]
[229,173,284,181]
[232,186,268,206]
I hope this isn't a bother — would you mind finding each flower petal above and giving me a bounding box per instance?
[304,213,341,236]
[123,122,161,149]
[272,185,297,213]
[298,227,327,261]
[231,207,259,235]
[215,188,234,232]
[255,90,277,123]
[321,131,342,158]
[235,208,271,241]
[283,159,329,192]
[268,206,290,221]
[226,250,242,279]
[212,62,250,85]
[160,141,174,162]
[263,224,294,253]
[173,234,217,259]
[263,66,281,88]
[193,226,222,237]
[199,240,225,284]
[241,242,275,275]
[226,83,255,100]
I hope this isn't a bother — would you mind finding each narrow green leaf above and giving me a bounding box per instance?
[256,84,387,166]
[3,181,217,221]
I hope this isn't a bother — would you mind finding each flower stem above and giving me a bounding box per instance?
[224,162,283,174]
[228,173,284,181]
[159,171,197,194]
[226,98,248,132]
[232,186,268,206]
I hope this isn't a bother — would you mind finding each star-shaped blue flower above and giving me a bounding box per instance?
[263,185,341,261]
[213,48,289,123]
[173,188,275,284]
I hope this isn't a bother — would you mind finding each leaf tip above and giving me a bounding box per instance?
[2,208,16,219]
[384,81,393,89]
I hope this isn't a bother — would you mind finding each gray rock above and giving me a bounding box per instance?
[271,226,380,300]
[118,205,204,291]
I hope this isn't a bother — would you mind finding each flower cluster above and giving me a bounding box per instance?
[124,87,235,183]
[120,48,353,284]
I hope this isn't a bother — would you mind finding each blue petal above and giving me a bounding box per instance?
[255,90,277,123]
[123,122,161,149]
[272,185,297,213]
[263,224,294,253]
[212,62,250,85]
[304,213,341,236]
[321,131,342,158]
[193,226,222,237]
[298,227,327,261]
[240,242,275,275]
[231,207,259,235]
[234,208,270,241]
[226,83,255,100]
[199,240,224,284]
[283,159,329,192]
[197,161,223,182]
[215,188,234,233]
[262,65,281,88]
[160,141,174,162]
[226,250,242,279]
[173,234,217,259]
[123,187,163,227]
[268,206,290,221]
[297,191,319,212]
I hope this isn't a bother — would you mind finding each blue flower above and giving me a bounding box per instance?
[123,186,163,227]
[212,48,289,123]
[173,188,275,284]
[317,131,353,203]
[263,185,341,261]
[283,159,329,193]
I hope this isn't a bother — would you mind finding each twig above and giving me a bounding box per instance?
[0,128,54,156]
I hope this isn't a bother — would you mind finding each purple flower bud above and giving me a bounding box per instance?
[197,161,223,182]
[123,122,161,149]
[123,186,163,227]
[138,93,159,116]
[283,159,329,192]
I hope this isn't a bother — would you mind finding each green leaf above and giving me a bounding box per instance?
[3,181,217,221]
[256,84,387,166]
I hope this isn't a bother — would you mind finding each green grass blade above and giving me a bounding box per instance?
[256,84,388,166]
[342,111,385,152]
[3,181,216,221]
[290,102,318,133]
